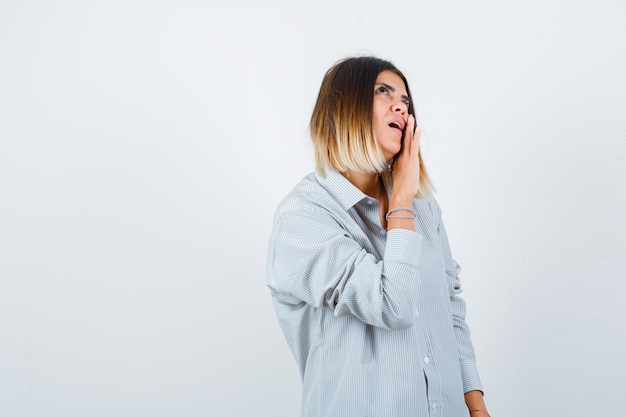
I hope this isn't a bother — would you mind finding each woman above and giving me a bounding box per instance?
[267,56,490,417]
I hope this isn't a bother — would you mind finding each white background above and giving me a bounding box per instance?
[1,1,625,416]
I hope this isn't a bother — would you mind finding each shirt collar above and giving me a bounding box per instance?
[314,170,369,210]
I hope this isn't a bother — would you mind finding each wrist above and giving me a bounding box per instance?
[465,390,488,417]
[385,206,415,232]
[385,207,415,220]
[389,195,414,209]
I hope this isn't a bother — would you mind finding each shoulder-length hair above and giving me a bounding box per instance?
[310,56,434,198]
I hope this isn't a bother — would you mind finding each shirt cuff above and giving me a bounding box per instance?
[384,228,423,268]
[460,358,483,393]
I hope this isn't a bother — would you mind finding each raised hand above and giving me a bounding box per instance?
[391,115,421,203]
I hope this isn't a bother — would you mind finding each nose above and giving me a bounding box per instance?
[392,100,407,114]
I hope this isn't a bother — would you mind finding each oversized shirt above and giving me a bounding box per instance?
[267,169,483,417]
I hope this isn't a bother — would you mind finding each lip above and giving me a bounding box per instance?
[388,118,405,132]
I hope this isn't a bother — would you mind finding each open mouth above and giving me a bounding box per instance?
[388,121,403,132]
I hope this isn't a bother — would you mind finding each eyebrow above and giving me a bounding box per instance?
[375,82,410,103]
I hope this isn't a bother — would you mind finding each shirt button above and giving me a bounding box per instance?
[367,200,373,205]
[431,403,437,411]
[424,357,430,363]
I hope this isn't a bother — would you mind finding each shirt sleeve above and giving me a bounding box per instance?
[267,204,424,331]
[432,198,484,393]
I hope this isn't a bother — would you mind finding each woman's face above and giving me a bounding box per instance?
[372,70,410,161]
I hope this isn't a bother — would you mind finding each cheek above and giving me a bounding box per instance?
[372,111,386,132]
[372,102,385,123]
[372,118,383,133]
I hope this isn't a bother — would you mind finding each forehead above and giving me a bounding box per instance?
[375,70,407,94]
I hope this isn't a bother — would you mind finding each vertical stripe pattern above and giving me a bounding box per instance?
[267,170,483,417]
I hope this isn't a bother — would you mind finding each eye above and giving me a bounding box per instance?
[375,86,388,95]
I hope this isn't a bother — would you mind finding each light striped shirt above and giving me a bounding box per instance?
[267,169,483,417]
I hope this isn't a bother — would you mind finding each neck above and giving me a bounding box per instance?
[342,171,385,200]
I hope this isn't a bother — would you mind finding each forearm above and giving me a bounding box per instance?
[386,194,415,231]
[465,390,489,417]
[387,113,420,233]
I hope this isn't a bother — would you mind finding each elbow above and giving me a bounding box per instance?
[382,306,417,330]
[381,284,418,330]
[387,316,415,330]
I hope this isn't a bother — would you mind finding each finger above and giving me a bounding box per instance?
[405,115,418,155]
[413,123,421,149]
[406,115,415,139]
[402,115,414,152]
[413,125,422,180]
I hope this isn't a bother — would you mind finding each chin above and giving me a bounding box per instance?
[382,151,398,163]
[385,145,402,159]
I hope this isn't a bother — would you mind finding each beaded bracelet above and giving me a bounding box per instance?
[470,410,490,417]
[385,207,416,221]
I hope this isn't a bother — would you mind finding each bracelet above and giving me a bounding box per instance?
[470,410,490,417]
[385,207,416,221]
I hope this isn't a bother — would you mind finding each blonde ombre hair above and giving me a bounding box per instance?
[310,56,434,198]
